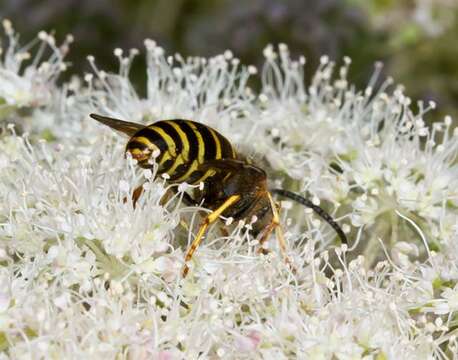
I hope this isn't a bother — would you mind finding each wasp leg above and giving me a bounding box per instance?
[122,183,145,208]
[174,189,197,207]
[182,194,241,277]
[168,187,198,234]
[163,186,197,207]
[257,199,282,255]
[257,222,274,255]
[219,227,230,238]
[125,182,197,209]
[260,192,295,272]
[132,184,145,208]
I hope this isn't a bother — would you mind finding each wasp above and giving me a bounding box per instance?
[90,114,347,276]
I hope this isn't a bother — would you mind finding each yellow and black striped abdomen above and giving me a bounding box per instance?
[126,119,237,184]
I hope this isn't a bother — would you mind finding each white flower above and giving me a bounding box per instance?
[0,20,71,111]
[0,25,457,358]
[436,286,458,314]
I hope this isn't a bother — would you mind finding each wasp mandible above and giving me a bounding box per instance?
[90,114,347,276]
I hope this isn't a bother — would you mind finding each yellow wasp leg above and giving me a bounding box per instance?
[266,192,287,256]
[263,192,295,272]
[182,194,241,277]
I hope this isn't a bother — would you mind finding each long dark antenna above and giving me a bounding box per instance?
[272,189,347,244]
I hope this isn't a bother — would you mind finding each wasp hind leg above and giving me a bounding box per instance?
[182,194,240,277]
[259,192,296,273]
[260,221,296,274]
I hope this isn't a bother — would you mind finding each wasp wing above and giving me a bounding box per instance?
[90,113,144,137]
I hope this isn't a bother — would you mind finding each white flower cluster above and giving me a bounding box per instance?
[0,20,73,137]
[1,23,458,359]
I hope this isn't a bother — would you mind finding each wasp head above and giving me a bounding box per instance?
[125,138,157,168]
[89,114,159,168]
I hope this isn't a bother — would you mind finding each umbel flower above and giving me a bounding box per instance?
[1,22,458,359]
[0,20,71,113]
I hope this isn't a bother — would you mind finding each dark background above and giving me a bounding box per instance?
[2,0,457,119]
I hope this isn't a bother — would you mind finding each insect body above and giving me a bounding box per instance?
[126,118,237,185]
[90,114,347,276]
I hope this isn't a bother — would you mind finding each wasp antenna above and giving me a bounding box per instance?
[90,113,144,137]
[272,189,348,244]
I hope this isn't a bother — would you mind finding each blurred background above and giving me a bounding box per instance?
[1,0,457,119]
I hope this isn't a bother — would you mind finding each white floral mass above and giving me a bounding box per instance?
[1,20,458,359]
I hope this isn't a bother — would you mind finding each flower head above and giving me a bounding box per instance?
[0,23,458,358]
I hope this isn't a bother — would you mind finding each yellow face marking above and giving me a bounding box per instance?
[130,148,143,156]
[149,125,177,157]
[128,136,160,162]
[165,121,190,162]
[208,128,222,159]
[129,148,150,162]
[187,122,205,164]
